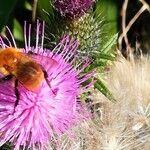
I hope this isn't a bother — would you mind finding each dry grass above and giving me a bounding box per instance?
[58,55,150,150]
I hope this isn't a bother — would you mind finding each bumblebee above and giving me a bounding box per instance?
[0,47,56,107]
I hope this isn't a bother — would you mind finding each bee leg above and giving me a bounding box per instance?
[14,79,20,108]
[0,74,13,82]
[42,70,56,95]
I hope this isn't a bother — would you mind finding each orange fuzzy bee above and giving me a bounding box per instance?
[0,47,56,107]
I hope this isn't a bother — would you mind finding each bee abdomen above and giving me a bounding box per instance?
[16,61,44,91]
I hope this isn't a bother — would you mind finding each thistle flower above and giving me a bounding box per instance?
[95,56,150,149]
[53,0,94,20]
[66,13,103,59]
[0,21,94,150]
[58,104,141,150]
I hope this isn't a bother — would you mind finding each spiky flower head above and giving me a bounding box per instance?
[53,0,94,20]
[66,13,102,59]
[0,21,94,150]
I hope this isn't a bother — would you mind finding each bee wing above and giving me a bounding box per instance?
[29,54,58,71]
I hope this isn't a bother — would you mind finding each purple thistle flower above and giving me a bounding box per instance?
[53,0,94,20]
[0,21,94,150]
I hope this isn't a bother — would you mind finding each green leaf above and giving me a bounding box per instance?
[13,19,24,41]
[101,34,118,53]
[95,0,118,35]
[94,78,116,102]
[0,0,18,32]
[94,53,115,61]
[37,0,54,22]
[25,1,32,11]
